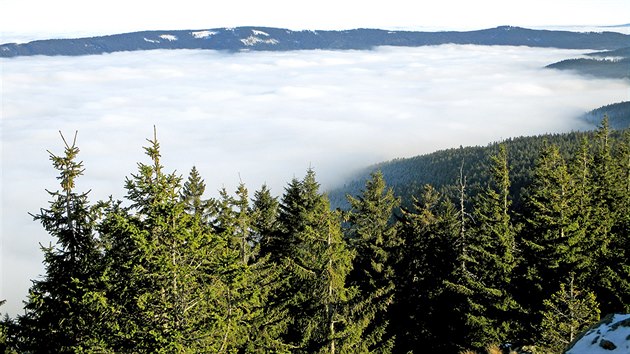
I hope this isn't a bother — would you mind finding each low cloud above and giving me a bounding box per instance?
[1,45,628,315]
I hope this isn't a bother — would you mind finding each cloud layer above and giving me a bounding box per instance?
[2,45,628,315]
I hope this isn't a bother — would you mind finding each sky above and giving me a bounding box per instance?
[1,0,630,317]
[1,0,630,42]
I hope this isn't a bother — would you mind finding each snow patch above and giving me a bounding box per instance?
[565,314,630,354]
[191,30,217,39]
[252,30,270,37]
[143,38,159,43]
[240,35,279,46]
[160,34,178,41]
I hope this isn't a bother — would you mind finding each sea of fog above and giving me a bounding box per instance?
[2,45,629,316]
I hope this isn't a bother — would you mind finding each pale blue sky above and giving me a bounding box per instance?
[1,0,629,40]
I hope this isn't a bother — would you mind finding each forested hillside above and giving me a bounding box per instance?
[580,101,630,129]
[330,127,627,211]
[545,46,630,79]
[2,26,629,57]
[1,119,629,353]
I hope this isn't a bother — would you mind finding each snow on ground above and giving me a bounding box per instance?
[565,314,630,354]
[159,34,177,41]
[240,35,278,46]
[252,29,270,36]
[191,30,217,39]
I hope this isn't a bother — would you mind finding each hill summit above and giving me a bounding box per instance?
[2,26,629,57]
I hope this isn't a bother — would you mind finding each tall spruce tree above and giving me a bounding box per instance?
[345,170,400,352]
[588,118,630,313]
[439,161,489,353]
[244,184,294,352]
[394,185,462,352]
[263,177,303,263]
[233,182,254,264]
[210,182,294,352]
[15,132,107,352]
[466,144,520,347]
[100,130,244,352]
[590,117,616,269]
[605,129,630,312]
[521,142,590,341]
[273,169,361,352]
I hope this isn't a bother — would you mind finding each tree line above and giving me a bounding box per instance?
[1,118,629,353]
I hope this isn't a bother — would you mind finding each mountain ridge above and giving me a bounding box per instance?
[2,25,629,58]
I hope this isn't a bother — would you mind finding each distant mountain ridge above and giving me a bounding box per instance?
[2,26,629,58]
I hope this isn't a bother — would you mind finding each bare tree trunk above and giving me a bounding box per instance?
[327,227,336,354]
[458,160,468,273]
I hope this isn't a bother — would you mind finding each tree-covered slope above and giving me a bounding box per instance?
[2,26,629,57]
[545,46,630,79]
[3,121,629,353]
[329,128,627,211]
[546,57,630,79]
[580,101,630,129]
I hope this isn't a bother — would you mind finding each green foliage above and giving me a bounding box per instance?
[581,101,630,129]
[345,170,401,352]
[540,276,600,353]
[12,131,108,353]
[252,184,280,250]
[100,131,226,351]
[6,120,628,353]
[180,165,214,222]
[273,169,360,352]
[464,144,520,348]
[587,118,630,313]
[393,185,461,352]
[523,142,586,285]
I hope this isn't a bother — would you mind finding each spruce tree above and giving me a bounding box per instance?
[520,142,589,339]
[434,160,492,353]
[589,117,616,266]
[251,184,279,252]
[211,182,294,352]
[605,129,630,312]
[466,144,520,347]
[345,170,400,352]
[540,275,600,353]
[233,182,254,264]
[15,132,107,352]
[394,185,461,352]
[264,177,303,263]
[274,169,360,352]
[180,166,213,222]
[100,130,235,352]
[588,118,630,312]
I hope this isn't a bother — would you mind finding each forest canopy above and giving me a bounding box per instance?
[1,119,629,353]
